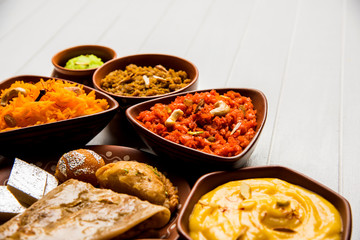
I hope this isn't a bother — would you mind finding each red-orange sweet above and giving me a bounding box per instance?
[136,90,257,157]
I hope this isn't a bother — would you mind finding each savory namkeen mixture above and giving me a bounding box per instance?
[189,178,342,240]
[136,90,257,157]
[100,64,192,97]
[0,79,109,132]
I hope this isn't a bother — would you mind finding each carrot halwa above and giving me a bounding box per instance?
[137,90,257,157]
[0,79,109,132]
[100,64,192,97]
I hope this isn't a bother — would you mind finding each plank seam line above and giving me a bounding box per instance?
[96,1,132,43]
[338,0,346,194]
[184,0,216,57]
[13,0,89,75]
[137,0,175,53]
[267,0,301,165]
[0,0,48,41]
[224,0,259,87]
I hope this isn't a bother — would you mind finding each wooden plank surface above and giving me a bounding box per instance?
[0,0,358,238]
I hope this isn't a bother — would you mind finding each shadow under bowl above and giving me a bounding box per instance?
[51,45,117,86]
[126,88,267,171]
[177,165,352,240]
[93,53,199,109]
[0,75,119,158]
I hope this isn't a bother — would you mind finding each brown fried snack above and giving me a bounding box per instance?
[96,161,179,213]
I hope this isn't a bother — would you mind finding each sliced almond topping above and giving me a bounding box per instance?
[240,182,251,199]
[143,75,150,88]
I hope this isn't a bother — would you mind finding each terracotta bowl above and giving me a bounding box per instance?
[126,88,267,170]
[177,166,352,240]
[51,45,117,86]
[0,75,119,158]
[93,53,199,109]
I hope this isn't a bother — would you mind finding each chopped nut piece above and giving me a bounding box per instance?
[165,109,184,127]
[210,100,230,116]
[1,87,27,106]
[276,198,290,207]
[155,64,168,72]
[194,99,204,113]
[230,121,242,135]
[239,200,256,210]
[153,75,166,81]
[143,75,150,88]
[183,98,193,107]
[239,182,251,199]
[4,114,16,127]
[64,86,82,95]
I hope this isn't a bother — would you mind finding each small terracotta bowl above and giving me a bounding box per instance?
[177,166,352,240]
[51,45,117,86]
[126,88,267,170]
[0,75,119,158]
[93,53,199,109]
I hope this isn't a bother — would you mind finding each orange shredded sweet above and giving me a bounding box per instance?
[0,79,109,132]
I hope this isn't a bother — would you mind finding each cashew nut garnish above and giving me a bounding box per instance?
[1,87,27,106]
[165,109,184,127]
[210,100,230,116]
[64,86,82,95]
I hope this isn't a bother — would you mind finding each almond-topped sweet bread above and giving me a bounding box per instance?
[0,179,171,240]
[96,161,179,213]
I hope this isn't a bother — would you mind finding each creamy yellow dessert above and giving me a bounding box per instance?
[189,178,342,240]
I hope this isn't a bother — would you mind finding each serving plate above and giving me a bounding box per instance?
[0,145,191,240]
[0,75,119,158]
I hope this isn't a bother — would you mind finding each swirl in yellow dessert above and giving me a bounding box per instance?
[189,178,342,240]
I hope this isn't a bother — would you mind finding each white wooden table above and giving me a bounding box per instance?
[1,0,359,238]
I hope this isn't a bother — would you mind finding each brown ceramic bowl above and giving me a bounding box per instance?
[0,145,191,240]
[93,53,199,109]
[51,45,117,86]
[177,165,352,240]
[0,75,119,158]
[126,88,267,170]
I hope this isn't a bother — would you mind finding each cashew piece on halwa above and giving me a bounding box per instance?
[210,100,230,116]
[1,87,27,106]
[165,109,184,127]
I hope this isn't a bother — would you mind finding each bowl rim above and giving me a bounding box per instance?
[177,165,352,240]
[125,87,268,162]
[0,74,119,136]
[51,44,117,73]
[92,53,199,100]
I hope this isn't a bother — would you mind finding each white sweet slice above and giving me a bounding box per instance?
[0,186,26,221]
[6,158,58,206]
